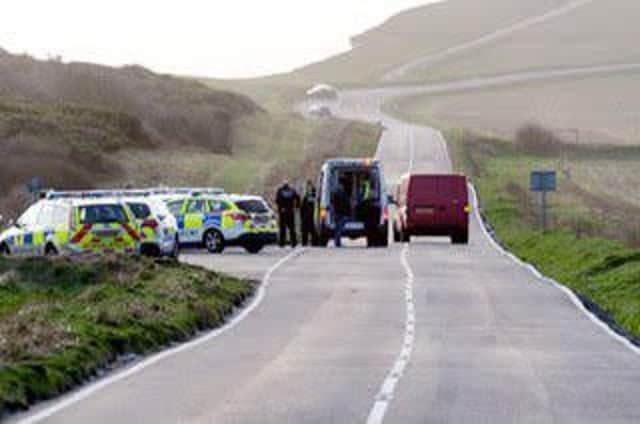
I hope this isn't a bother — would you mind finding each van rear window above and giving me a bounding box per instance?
[79,205,129,224]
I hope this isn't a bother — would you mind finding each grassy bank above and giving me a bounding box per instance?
[0,256,254,417]
[447,129,640,342]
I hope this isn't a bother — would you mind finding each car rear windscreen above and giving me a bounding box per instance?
[126,202,151,219]
[236,200,269,214]
[79,205,129,224]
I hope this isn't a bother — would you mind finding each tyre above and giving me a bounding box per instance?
[452,230,469,245]
[203,229,225,254]
[317,231,330,248]
[0,243,10,256]
[378,230,389,248]
[170,236,180,259]
[140,244,160,257]
[45,243,58,256]
[244,243,264,254]
[393,225,401,243]
[366,235,375,248]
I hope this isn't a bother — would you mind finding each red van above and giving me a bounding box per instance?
[393,174,470,244]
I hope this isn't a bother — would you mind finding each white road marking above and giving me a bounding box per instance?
[366,244,415,424]
[469,183,640,357]
[19,249,306,424]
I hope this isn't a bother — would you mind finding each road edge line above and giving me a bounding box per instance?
[469,183,640,357]
[366,244,416,424]
[19,248,306,424]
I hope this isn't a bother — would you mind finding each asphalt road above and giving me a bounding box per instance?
[17,30,640,424]
[18,79,640,423]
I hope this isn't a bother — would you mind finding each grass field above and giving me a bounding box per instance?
[0,256,253,417]
[390,70,640,146]
[446,129,640,345]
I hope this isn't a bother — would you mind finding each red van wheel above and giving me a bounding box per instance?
[452,230,469,245]
[393,225,401,243]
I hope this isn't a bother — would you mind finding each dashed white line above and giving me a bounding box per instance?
[19,249,305,424]
[366,244,415,424]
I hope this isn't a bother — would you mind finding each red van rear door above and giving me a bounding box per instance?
[409,175,467,228]
[439,176,468,227]
[409,176,441,226]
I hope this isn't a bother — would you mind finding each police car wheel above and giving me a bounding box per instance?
[45,244,58,256]
[393,226,401,243]
[204,230,225,254]
[245,243,263,254]
[170,237,180,258]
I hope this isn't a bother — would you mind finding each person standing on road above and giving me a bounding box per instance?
[331,182,350,248]
[300,180,318,246]
[276,180,300,248]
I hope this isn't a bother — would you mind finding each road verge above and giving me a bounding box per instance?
[447,129,640,349]
[0,256,254,418]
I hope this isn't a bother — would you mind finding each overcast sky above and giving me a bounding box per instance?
[0,0,439,78]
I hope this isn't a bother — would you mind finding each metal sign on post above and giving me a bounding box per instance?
[530,170,556,231]
[26,176,42,203]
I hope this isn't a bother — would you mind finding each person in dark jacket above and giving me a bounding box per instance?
[276,180,300,247]
[331,182,350,248]
[300,180,318,246]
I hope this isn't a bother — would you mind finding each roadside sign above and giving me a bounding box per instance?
[530,170,556,192]
[26,176,42,194]
[530,170,557,231]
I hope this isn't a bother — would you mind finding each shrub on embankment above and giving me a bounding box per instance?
[0,256,254,417]
[446,128,640,344]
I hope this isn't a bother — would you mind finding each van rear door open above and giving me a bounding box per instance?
[316,159,390,247]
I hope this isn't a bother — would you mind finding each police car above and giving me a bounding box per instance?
[164,193,277,254]
[123,197,179,258]
[0,197,141,256]
[45,190,180,258]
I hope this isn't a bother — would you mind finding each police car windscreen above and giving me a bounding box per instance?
[79,205,129,224]
[236,200,269,214]
[126,202,151,219]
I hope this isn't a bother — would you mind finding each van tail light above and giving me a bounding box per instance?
[464,204,471,214]
[230,212,249,222]
[142,218,159,230]
[383,205,389,221]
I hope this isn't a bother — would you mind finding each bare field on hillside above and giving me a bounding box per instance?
[573,160,640,208]
[291,0,569,84]
[411,0,640,82]
[392,71,640,145]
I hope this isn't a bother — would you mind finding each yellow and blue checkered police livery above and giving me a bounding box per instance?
[164,194,277,254]
[0,198,140,257]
